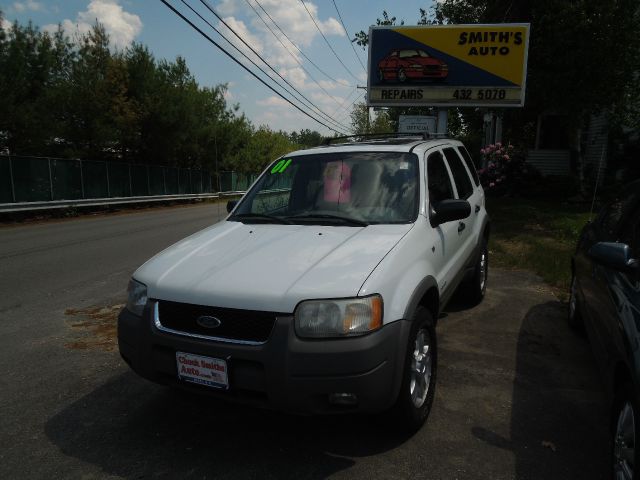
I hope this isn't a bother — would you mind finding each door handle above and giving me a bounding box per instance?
[458,221,466,233]
[475,205,481,213]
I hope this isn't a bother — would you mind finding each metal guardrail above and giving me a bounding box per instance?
[0,191,247,213]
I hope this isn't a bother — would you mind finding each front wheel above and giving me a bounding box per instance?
[397,68,407,83]
[392,306,437,432]
[613,383,639,480]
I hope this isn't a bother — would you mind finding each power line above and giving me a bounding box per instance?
[329,87,357,117]
[186,0,350,132]
[331,0,366,73]
[160,0,346,134]
[335,91,366,129]
[252,0,353,88]
[243,0,343,107]
[298,0,360,82]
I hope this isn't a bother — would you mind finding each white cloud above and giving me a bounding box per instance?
[256,96,290,107]
[43,0,142,48]
[213,0,356,134]
[216,0,239,16]
[279,66,306,89]
[225,0,351,87]
[1,18,13,31]
[12,1,43,13]
[313,78,349,91]
[223,81,235,101]
[218,16,263,59]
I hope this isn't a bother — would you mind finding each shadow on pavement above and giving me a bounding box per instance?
[45,372,411,479]
[473,300,609,479]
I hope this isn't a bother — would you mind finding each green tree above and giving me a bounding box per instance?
[350,102,394,134]
[0,14,316,179]
[0,19,73,155]
[289,128,324,148]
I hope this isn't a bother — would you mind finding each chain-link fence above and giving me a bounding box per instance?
[0,155,217,203]
[219,171,260,192]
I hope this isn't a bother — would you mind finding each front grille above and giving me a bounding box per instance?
[156,300,279,343]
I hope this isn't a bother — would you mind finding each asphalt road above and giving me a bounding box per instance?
[0,204,608,479]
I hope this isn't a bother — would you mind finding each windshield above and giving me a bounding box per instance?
[229,152,419,225]
[399,49,429,58]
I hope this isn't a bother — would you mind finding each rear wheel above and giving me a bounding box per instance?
[397,68,407,83]
[613,383,639,480]
[392,306,437,432]
[459,242,488,306]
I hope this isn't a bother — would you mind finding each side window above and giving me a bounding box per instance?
[619,206,640,253]
[427,151,454,204]
[443,147,474,199]
[457,146,480,186]
[598,195,637,240]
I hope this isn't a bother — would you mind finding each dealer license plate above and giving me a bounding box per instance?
[176,352,228,389]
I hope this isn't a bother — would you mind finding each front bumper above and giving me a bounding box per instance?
[405,67,448,79]
[118,302,411,414]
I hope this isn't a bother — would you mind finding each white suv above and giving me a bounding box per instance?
[118,135,489,431]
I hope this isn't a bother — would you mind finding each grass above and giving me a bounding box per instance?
[487,197,592,301]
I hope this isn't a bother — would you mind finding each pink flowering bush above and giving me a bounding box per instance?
[477,142,537,195]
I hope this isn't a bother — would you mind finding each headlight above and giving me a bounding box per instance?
[295,295,383,338]
[126,279,148,316]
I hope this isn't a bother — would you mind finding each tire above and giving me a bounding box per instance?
[378,68,385,83]
[391,306,437,432]
[612,383,639,480]
[397,68,407,83]
[459,242,488,306]
[568,273,584,330]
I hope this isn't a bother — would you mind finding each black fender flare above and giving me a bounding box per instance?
[403,275,439,323]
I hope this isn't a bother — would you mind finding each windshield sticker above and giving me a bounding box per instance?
[271,158,292,174]
[399,162,409,170]
[324,161,351,203]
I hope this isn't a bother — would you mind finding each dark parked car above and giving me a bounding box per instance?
[570,180,640,479]
[377,48,448,83]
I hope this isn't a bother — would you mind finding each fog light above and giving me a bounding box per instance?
[329,393,358,406]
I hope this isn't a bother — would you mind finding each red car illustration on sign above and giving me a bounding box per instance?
[378,49,448,83]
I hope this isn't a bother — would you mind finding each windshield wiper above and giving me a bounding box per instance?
[286,213,368,227]
[229,213,292,224]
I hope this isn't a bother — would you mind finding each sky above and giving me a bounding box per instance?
[0,0,434,135]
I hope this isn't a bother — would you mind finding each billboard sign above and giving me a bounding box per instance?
[397,115,436,134]
[367,24,530,107]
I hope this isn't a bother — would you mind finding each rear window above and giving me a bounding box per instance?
[443,147,474,199]
[457,146,480,186]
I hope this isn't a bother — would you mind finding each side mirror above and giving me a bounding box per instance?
[588,242,639,273]
[431,199,471,226]
[226,200,238,213]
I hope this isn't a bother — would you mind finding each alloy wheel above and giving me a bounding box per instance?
[569,276,577,321]
[479,251,487,292]
[410,328,433,408]
[614,401,636,480]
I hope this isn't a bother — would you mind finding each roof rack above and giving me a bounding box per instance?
[323,131,449,145]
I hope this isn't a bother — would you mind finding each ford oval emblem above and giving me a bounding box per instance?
[196,315,222,329]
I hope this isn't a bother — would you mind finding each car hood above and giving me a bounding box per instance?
[135,220,413,313]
